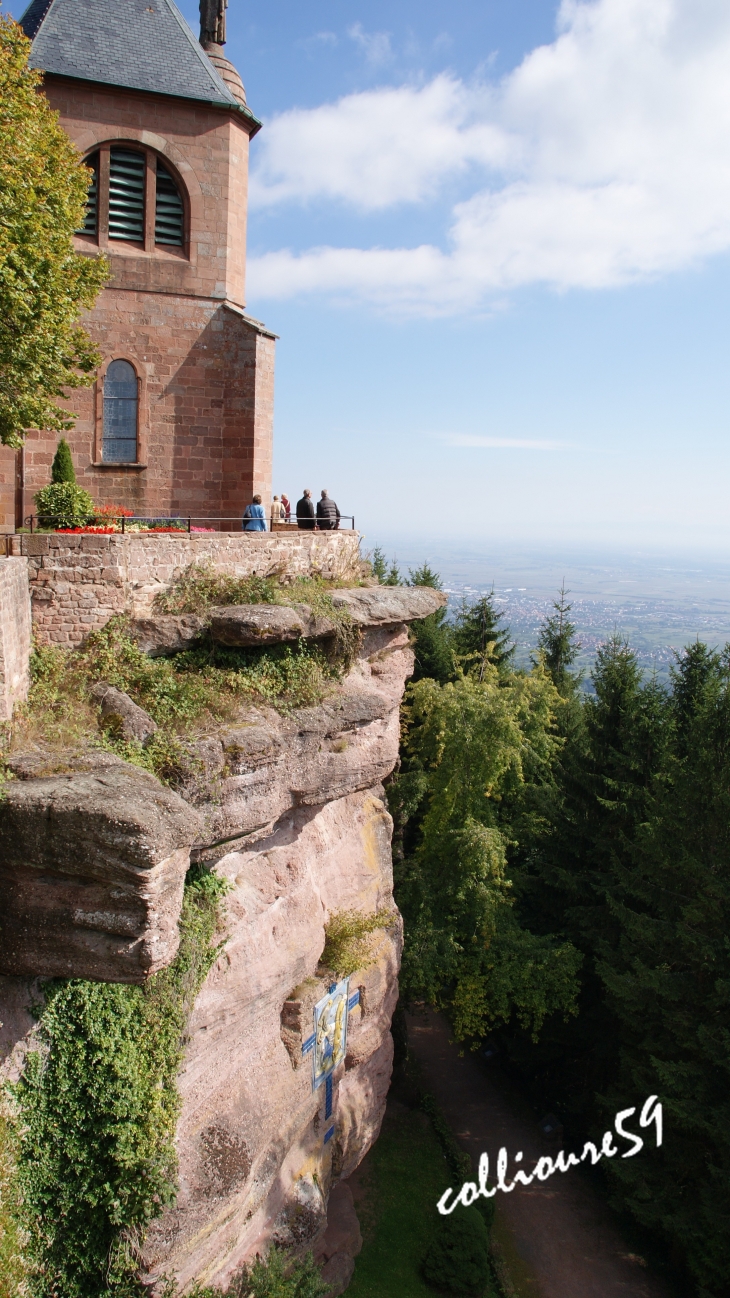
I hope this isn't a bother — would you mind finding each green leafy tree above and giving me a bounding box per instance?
[452,592,514,676]
[50,437,76,484]
[393,663,581,1042]
[234,1248,328,1298]
[0,17,107,447]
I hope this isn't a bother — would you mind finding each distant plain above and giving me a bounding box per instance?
[369,538,730,678]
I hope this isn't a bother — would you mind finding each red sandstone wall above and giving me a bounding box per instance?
[45,78,251,306]
[19,77,274,526]
[22,299,275,522]
[15,531,362,646]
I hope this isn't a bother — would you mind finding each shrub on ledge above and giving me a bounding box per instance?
[33,482,95,530]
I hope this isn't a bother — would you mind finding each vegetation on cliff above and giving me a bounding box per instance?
[6,867,227,1298]
[7,566,359,786]
[0,17,107,446]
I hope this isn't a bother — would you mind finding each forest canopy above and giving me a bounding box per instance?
[391,572,730,1298]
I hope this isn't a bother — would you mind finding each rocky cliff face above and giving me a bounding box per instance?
[0,586,445,1293]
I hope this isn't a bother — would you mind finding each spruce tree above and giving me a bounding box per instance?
[452,590,515,676]
[370,546,388,583]
[533,584,581,695]
[408,563,456,683]
[51,437,76,484]
[598,645,730,1293]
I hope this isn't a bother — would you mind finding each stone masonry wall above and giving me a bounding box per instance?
[13,531,362,646]
[0,558,31,720]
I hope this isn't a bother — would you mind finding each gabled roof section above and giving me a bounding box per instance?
[20,0,259,121]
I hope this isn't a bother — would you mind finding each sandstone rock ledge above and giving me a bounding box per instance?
[0,584,444,1290]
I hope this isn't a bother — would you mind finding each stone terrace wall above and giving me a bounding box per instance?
[0,558,31,719]
[12,531,362,647]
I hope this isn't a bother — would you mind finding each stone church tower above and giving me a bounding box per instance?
[8,0,274,527]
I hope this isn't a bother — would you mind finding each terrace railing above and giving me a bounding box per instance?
[22,514,356,534]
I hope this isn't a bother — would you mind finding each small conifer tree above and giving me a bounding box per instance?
[533,583,581,695]
[422,1206,494,1296]
[51,437,76,484]
[452,590,514,676]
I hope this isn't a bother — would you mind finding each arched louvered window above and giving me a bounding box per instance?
[103,360,138,463]
[77,145,188,253]
[77,152,99,235]
[155,163,184,246]
[108,148,146,242]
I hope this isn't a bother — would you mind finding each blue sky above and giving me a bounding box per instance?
[180,3,730,550]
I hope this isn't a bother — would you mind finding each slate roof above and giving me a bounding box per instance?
[20,0,258,120]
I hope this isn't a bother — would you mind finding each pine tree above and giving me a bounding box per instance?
[407,562,442,589]
[452,591,515,676]
[533,584,581,695]
[407,563,455,683]
[51,437,76,484]
[384,558,403,587]
[370,546,388,583]
[598,645,730,1293]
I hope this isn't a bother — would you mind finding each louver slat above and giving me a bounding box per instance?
[109,149,145,242]
[155,163,184,246]
[77,152,99,235]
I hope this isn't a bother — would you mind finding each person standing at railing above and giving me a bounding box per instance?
[316,490,340,530]
[243,494,267,531]
[281,493,291,521]
[296,489,316,530]
[271,495,285,527]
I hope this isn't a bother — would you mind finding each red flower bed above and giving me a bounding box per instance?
[94,504,134,518]
[56,526,117,534]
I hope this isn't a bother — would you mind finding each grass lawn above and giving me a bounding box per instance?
[346,1099,454,1298]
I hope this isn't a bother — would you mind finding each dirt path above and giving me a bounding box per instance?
[405,1007,670,1298]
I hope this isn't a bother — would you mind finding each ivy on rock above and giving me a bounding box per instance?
[13,868,228,1298]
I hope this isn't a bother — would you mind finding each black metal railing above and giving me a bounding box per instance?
[22,514,356,534]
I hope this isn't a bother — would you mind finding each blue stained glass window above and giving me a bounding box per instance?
[103,360,138,463]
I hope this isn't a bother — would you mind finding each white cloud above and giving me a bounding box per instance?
[248,0,730,313]
[249,76,507,210]
[347,22,393,67]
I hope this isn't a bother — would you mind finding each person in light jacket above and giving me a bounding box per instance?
[316,489,340,531]
[243,494,266,531]
[271,495,285,526]
[296,490,316,530]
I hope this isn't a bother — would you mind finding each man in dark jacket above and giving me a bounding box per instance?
[316,489,340,530]
[296,489,316,530]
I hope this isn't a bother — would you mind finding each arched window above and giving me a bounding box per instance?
[77,145,187,251]
[103,360,138,463]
